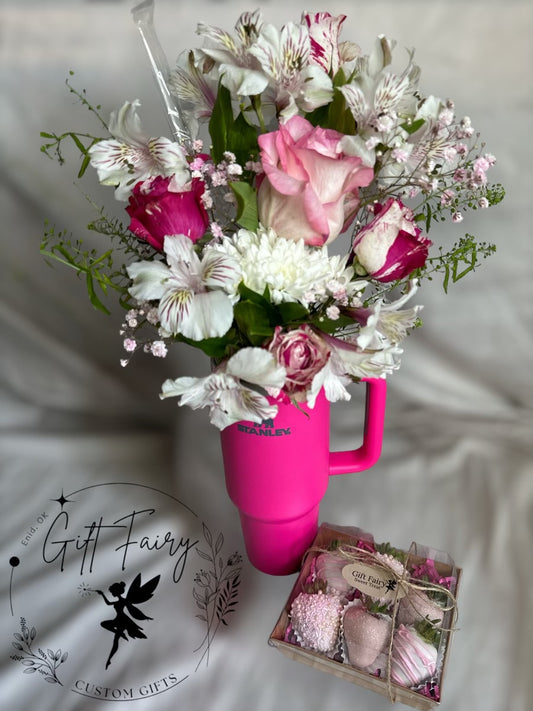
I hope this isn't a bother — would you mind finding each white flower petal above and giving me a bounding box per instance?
[339,84,369,124]
[214,386,278,429]
[295,65,334,112]
[381,278,419,310]
[147,137,189,182]
[339,134,376,168]
[310,360,351,406]
[378,305,423,344]
[127,261,171,301]
[374,72,410,116]
[169,50,217,120]
[219,63,269,96]
[163,234,200,272]
[324,333,402,378]
[160,376,212,407]
[179,290,234,340]
[225,347,286,389]
[201,250,241,292]
[109,100,147,146]
[88,139,133,184]
[158,285,195,335]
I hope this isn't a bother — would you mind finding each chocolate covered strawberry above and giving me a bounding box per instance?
[343,605,392,668]
[290,591,342,654]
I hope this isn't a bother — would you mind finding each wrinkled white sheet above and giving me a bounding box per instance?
[1,2,532,711]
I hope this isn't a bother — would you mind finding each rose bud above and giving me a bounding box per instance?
[351,199,432,282]
[126,175,209,250]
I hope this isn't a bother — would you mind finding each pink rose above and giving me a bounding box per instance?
[126,176,209,251]
[257,116,374,246]
[351,199,432,282]
[268,325,330,397]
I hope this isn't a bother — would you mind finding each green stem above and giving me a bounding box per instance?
[251,95,266,133]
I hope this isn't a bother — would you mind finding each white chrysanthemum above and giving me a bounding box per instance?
[211,225,365,307]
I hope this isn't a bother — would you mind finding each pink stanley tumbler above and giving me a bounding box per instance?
[220,378,387,575]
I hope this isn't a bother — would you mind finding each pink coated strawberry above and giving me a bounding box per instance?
[290,591,342,653]
[343,605,391,668]
[396,589,445,627]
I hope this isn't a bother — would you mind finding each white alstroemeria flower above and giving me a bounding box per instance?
[197,11,270,96]
[378,96,461,191]
[169,49,218,122]
[323,332,402,379]
[339,134,377,168]
[160,347,287,429]
[249,22,333,117]
[126,234,241,341]
[88,100,190,200]
[307,357,353,408]
[356,280,421,348]
[339,36,419,136]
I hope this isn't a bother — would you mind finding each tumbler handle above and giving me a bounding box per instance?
[329,378,387,475]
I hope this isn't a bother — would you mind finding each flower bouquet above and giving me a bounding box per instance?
[41,3,502,426]
[41,2,503,573]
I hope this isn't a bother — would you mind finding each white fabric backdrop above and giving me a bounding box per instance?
[1,2,532,711]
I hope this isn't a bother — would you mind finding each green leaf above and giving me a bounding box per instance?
[442,264,451,293]
[310,312,354,334]
[229,110,259,166]
[85,272,111,315]
[237,283,274,312]
[304,103,330,128]
[208,83,259,164]
[332,66,348,88]
[425,204,432,233]
[230,181,258,231]
[178,330,237,359]
[327,88,355,135]
[275,301,309,326]
[70,133,87,155]
[233,301,274,346]
[209,83,235,163]
[77,153,91,179]
[400,117,425,135]
[304,75,355,134]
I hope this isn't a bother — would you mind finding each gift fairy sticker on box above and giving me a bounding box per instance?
[270,524,459,710]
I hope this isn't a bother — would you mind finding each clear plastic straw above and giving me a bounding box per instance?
[131,0,192,151]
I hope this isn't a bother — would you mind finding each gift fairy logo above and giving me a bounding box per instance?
[237,417,291,437]
[7,483,243,702]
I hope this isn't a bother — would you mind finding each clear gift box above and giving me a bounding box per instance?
[269,523,460,710]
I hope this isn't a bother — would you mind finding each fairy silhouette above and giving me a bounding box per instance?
[95,573,160,669]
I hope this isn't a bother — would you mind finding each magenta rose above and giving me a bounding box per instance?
[268,325,330,398]
[351,199,432,282]
[126,176,209,250]
[257,115,374,246]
